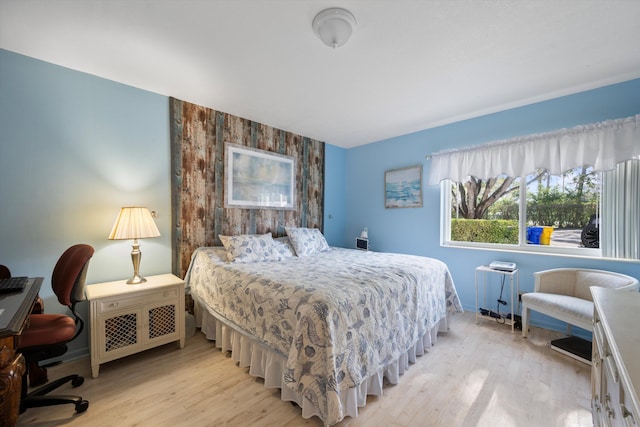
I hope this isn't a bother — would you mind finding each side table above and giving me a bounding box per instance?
[475,265,520,333]
[85,273,185,378]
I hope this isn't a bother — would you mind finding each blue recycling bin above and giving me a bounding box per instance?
[527,226,543,244]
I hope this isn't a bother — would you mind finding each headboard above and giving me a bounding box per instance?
[169,98,325,278]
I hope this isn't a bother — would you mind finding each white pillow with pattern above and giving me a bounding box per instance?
[273,236,295,259]
[219,232,279,263]
[285,227,331,257]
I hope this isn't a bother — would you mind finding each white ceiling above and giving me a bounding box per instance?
[1,1,640,148]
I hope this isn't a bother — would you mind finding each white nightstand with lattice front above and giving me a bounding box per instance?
[86,273,185,378]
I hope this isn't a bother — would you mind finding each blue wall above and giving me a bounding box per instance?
[0,49,173,358]
[345,79,640,334]
[323,143,347,247]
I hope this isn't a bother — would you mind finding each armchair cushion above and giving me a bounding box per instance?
[521,293,593,327]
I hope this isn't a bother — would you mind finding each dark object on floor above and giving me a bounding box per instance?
[505,313,522,330]
[550,336,592,365]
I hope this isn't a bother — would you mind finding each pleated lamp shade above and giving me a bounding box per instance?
[108,207,160,240]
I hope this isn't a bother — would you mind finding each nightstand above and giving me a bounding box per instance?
[85,273,185,378]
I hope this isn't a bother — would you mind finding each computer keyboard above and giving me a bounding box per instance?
[0,276,28,294]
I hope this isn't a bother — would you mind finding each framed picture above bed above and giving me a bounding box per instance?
[224,143,296,210]
[384,165,423,209]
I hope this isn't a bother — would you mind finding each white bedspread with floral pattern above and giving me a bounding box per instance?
[186,246,462,425]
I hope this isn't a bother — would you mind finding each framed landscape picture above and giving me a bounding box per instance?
[384,165,423,209]
[224,143,296,210]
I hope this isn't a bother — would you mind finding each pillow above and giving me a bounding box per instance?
[218,233,279,263]
[285,227,330,257]
[273,236,295,259]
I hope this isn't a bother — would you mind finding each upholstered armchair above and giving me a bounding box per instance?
[521,268,639,338]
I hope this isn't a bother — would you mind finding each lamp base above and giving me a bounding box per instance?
[127,239,147,284]
[126,275,147,285]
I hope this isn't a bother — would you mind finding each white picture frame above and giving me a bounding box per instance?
[224,143,296,210]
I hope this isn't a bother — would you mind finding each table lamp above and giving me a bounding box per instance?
[108,207,160,284]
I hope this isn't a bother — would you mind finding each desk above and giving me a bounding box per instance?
[0,277,43,427]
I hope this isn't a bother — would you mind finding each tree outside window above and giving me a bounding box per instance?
[448,166,600,249]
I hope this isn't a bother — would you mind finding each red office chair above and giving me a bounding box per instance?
[18,244,94,414]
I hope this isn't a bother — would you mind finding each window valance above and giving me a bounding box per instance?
[428,114,640,184]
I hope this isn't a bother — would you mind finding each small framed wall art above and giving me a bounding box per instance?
[384,165,423,209]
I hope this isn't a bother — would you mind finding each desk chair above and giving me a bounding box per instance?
[18,244,94,414]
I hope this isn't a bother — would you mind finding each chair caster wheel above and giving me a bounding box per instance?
[71,376,84,388]
[75,400,89,413]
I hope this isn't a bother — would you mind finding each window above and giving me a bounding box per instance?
[445,166,604,255]
[431,115,640,260]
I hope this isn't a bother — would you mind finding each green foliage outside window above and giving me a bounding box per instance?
[451,219,518,244]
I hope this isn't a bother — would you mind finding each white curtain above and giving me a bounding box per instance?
[601,160,640,260]
[428,114,640,185]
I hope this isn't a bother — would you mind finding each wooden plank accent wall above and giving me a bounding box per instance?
[170,97,325,278]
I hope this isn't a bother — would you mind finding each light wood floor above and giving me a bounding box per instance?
[17,312,592,427]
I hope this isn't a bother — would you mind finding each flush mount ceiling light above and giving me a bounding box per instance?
[312,7,357,49]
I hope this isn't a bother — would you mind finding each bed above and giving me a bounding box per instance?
[185,229,462,426]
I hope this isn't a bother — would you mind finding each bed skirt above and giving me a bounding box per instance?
[194,299,451,426]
